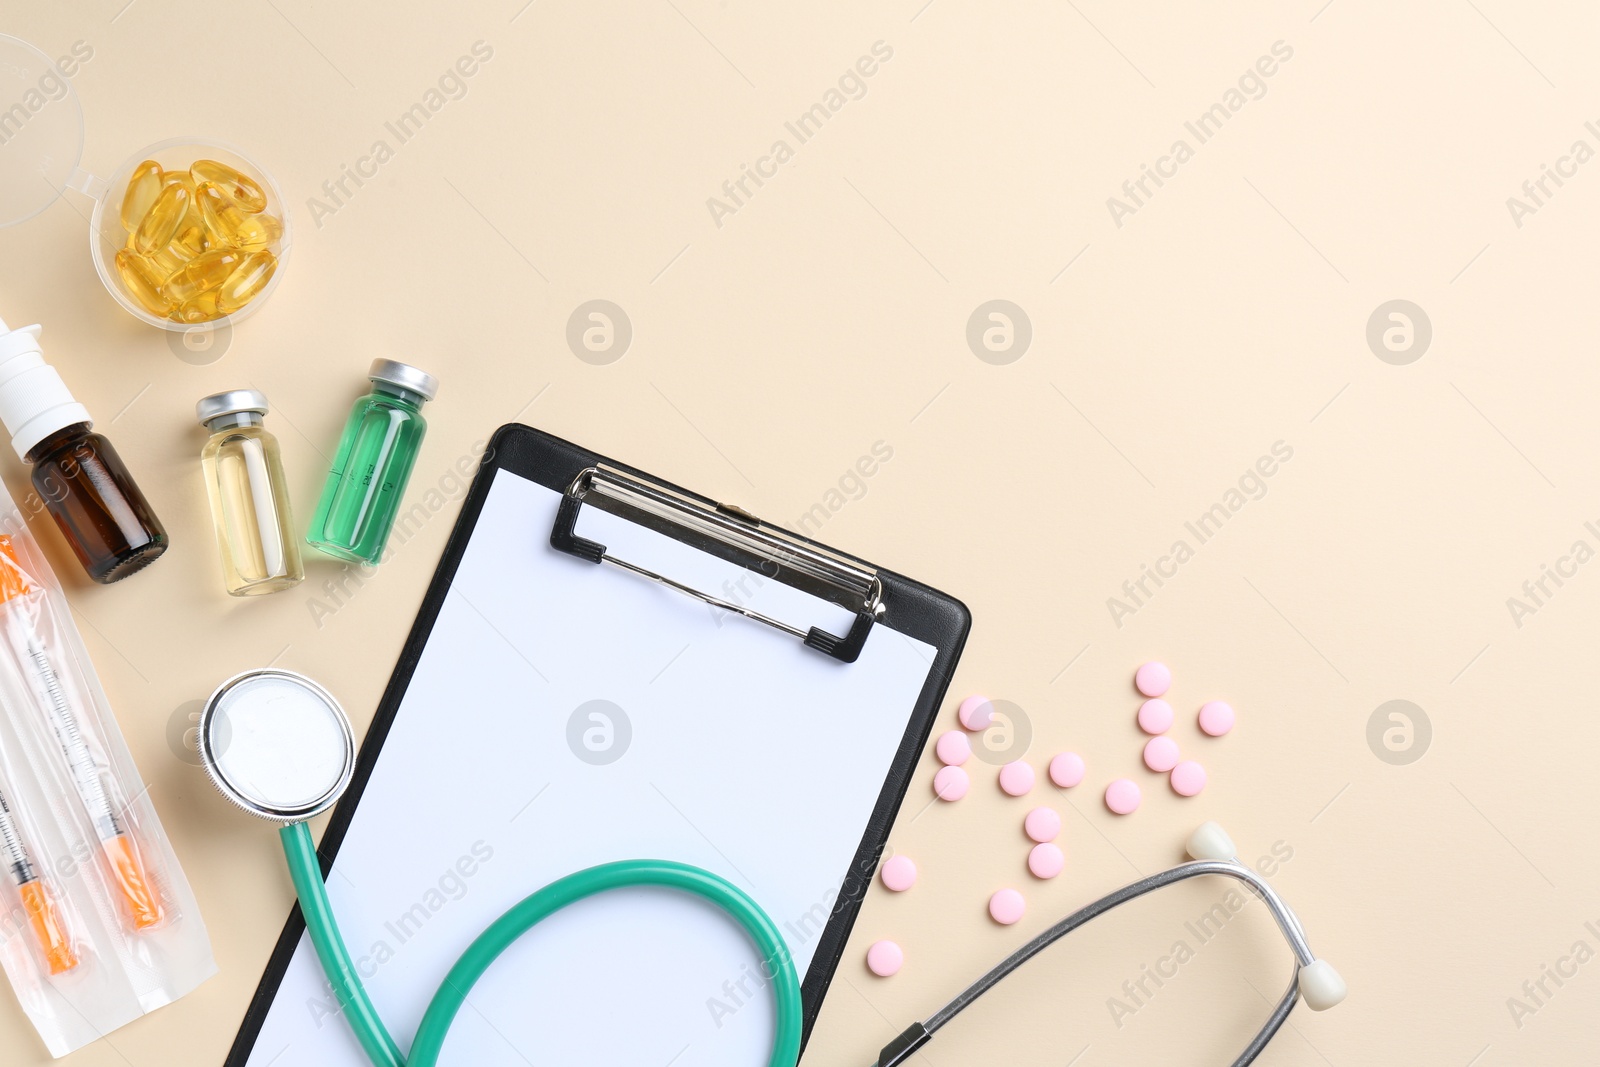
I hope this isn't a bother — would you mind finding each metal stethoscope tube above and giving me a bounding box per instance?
[870,824,1345,1067]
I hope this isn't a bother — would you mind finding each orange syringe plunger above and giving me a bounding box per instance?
[0,789,76,974]
[19,880,76,974]
[0,534,29,601]
[0,535,160,930]
[103,835,161,930]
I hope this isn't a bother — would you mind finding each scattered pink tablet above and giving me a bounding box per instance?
[866,939,903,977]
[1198,701,1235,737]
[958,694,994,731]
[1170,761,1207,797]
[1105,778,1141,815]
[1028,842,1065,879]
[1023,806,1061,843]
[1134,661,1171,697]
[934,765,969,801]
[998,761,1035,796]
[1143,735,1180,773]
[1137,698,1174,735]
[880,855,917,892]
[989,888,1026,925]
[1048,752,1085,788]
[935,730,971,766]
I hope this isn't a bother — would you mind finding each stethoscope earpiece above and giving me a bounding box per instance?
[1297,959,1348,1012]
[874,821,1347,1067]
[1185,820,1239,862]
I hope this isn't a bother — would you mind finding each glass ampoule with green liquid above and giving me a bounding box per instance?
[306,360,438,565]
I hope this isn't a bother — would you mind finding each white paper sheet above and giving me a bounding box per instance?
[243,469,936,1066]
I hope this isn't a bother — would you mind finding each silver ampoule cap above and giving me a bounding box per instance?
[368,359,438,402]
[196,388,269,426]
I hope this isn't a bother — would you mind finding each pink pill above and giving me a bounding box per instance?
[1198,701,1235,737]
[1135,661,1171,697]
[934,765,969,801]
[988,888,1026,925]
[866,939,903,977]
[880,855,917,892]
[1137,698,1174,735]
[1143,735,1180,773]
[935,730,971,766]
[1028,842,1065,879]
[1170,760,1207,797]
[957,694,994,730]
[1104,778,1141,815]
[1023,806,1060,843]
[1048,752,1085,788]
[998,761,1035,796]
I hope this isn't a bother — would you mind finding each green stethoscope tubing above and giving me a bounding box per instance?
[281,821,804,1067]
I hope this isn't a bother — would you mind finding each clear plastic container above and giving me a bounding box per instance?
[90,138,292,330]
[0,35,291,332]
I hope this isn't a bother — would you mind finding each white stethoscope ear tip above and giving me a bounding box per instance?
[1182,823,1344,1012]
[1185,821,1237,863]
[1297,959,1347,1010]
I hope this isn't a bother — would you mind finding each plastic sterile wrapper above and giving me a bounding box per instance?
[0,483,213,1056]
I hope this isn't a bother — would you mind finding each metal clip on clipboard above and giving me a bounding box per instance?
[549,466,884,662]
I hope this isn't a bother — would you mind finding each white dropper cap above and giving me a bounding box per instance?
[0,316,93,461]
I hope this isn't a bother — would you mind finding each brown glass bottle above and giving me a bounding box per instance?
[28,424,168,583]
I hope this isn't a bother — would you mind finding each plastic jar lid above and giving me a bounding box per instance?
[0,34,89,228]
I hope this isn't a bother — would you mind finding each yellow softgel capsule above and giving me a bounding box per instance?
[183,248,245,290]
[166,174,206,237]
[160,170,196,196]
[119,160,163,232]
[190,159,267,213]
[195,181,249,248]
[215,250,276,314]
[132,182,191,255]
[114,250,174,316]
[231,212,283,252]
[129,229,186,280]
[147,245,188,281]
[164,248,244,305]
[171,224,207,260]
[180,197,206,239]
[170,291,222,323]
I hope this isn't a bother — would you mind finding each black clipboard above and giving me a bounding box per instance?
[224,423,971,1063]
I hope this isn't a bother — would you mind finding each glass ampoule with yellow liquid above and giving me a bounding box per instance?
[196,390,303,596]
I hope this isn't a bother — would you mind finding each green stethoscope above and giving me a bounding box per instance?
[196,669,802,1067]
[198,669,1345,1067]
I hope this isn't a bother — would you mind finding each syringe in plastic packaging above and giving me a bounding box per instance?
[0,537,160,930]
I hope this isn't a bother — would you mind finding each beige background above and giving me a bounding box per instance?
[2,0,1597,1064]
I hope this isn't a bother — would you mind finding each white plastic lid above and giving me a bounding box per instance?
[0,34,88,228]
[0,316,91,460]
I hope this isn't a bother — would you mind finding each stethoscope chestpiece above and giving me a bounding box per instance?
[198,668,356,823]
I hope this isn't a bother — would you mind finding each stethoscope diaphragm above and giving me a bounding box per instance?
[198,668,354,822]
